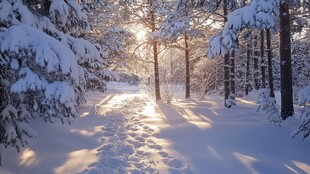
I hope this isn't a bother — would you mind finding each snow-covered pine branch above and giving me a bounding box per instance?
[292,86,310,139]
[208,0,278,57]
[152,10,190,42]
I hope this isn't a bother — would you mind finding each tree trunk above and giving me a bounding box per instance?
[260,30,266,88]
[253,35,260,90]
[150,4,161,101]
[245,43,251,95]
[279,1,294,119]
[184,32,190,99]
[230,50,235,97]
[266,29,275,98]
[223,0,230,107]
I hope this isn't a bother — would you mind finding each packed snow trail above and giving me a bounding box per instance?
[1,83,310,174]
[81,94,191,174]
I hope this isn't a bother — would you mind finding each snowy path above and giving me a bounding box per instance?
[81,93,191,174]
[1,83,310,174]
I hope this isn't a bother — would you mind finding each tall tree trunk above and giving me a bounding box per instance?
[280,1,294,119]
[184,32,190,99]
[230,50,235,97]
[266,29,275,98]
[260,30,266,88]
[150,3,161,101]
[223,0,230,107]
[245,43,251,95]
[253,35,260,90]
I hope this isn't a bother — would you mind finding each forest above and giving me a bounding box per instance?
[0,0,310,173]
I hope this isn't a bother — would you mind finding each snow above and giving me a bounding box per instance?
[1,83,310,174]
[208,0,278,57]
[49,0,69,26]
[0,0,13,24]
[10,58,19,70]
[0,25,80,82]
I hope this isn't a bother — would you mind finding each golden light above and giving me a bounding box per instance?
[54,149,98,174]
[19,148,39,167]
[136,30,146,41]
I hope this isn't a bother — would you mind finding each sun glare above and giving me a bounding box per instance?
[136,30,146,41]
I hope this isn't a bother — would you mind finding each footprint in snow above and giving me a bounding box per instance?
[133,162,143,169]
[128,132,137,137]
[103,131,115,137]
[167,159,183,169]
[97,144,113,152]
[143,126,150,130]
[158,151,169,158]
[148,144,163,150]
[135,136,145,143]
[141,133,149,138]
[129,156,140,162]
[118,145,135,155]
[128,139,145,148]
[147,139,156,144]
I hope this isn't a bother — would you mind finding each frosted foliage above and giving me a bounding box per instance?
[298,86,310,105]
[45,82,76,111]
[191,59,217,99]
[13,2,35,26]
[11,68,46,92]
[257,89,281,125]
[208,0,278,57]
[49,0,88,28]
[0,0,100,162]
[71,37,101,63]
[66,0,87,20]
[293,86,310,139]
[0,104,34,151]
[152,11,190,41]
[1,25,79,82]
[0,10,82,155]
[10,58,19,70]
[10,68,76,114]
[0,26,28,53]
[50,0,69,26]
[0,0,13,25]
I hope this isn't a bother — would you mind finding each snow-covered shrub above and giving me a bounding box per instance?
[191,59,217,100]
[118,73,140,85]
[257,88,281,124]
[225,93,236,108]
[292,86,310,139]
[160,78,180,103]
[257,88,271,112]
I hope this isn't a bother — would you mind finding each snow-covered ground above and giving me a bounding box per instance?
[1,82,309,174]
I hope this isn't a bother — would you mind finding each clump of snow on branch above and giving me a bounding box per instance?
[151,10,190,41]
[1,25,79,81]
[208,0,278,57]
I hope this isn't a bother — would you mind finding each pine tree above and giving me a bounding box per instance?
[0,0,100,164]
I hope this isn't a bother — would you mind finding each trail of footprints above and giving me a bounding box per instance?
[82,97,192,174]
